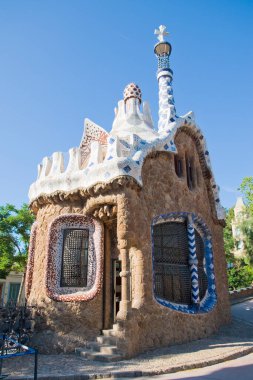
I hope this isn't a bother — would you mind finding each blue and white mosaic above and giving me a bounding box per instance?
[151,212,217,314]
[28,26,225,222]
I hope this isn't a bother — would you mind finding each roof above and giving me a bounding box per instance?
[28,94,225,221]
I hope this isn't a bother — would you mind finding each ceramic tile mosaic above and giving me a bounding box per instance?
[25,221,38,299]
[45,214,103,302]
[28,30,225,222]
[79,118,108,167]
[187,220,200,304]
[123,83,142,103]
[151,212,217,314]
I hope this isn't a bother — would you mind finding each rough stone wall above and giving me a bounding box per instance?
[27,202,104,353]
[230,287,253,300]
[117,131,230,357]
[27,130,230,357]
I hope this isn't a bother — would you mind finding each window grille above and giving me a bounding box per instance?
[153,221,208,306]
[61,229,89,287]
[153,222,192,304]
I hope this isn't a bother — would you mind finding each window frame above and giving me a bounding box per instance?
[46,214,103,302]
[151,212,217,314]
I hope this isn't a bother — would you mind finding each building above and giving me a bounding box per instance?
[26,26,230,358]
[231,197,247,258]
[0,271,25,305]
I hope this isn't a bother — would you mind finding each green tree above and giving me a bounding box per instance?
[227,260,253,290]
[0,204,35,278]
[240,217,253,266]
[223,207,235,263]
[236,176,253,265]
[238,176,253,216]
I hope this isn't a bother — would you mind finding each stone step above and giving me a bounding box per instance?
[86,341,119,355]
[96,335,117,345]
[100,345,120,355]
[76,348,123,362]
[112,322,124,332]
[101,329,117,337]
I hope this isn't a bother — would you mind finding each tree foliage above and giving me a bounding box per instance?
[0,204,35,278]
[223,207,235,263]
[227,260,253,290]
[240,217,253,266]
[226,176,253,290]
[238,176,253,216]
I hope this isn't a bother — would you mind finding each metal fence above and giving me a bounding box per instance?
[0,302,37,379]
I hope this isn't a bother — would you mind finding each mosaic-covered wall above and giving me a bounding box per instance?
[46,214,103,302]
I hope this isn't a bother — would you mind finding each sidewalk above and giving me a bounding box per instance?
[2,299,253,380]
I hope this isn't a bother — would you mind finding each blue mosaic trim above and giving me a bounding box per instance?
[158,75,177,131]
[187,220,200,304]
[151,212,217,314]
[158,55,170,70]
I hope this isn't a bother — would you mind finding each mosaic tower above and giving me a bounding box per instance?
[154,25,177,131]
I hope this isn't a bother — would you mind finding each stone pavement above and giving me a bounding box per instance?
[2,299,253,380]
[110,352,253,380]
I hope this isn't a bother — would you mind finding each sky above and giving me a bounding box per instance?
[0,0,252,210]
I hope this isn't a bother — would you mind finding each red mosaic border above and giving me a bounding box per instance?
[25,221,38,299]
[45,214,104,302]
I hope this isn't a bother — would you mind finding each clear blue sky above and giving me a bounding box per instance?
[0,0,252,209]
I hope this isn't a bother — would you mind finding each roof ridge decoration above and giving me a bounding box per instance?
[28,26,225,221]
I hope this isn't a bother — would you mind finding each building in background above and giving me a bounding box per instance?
[26,26,230,359]
[0,271,25,305]
[232,197,247,258]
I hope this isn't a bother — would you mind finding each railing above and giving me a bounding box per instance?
[0,334,38,379]
[0,302,37,379]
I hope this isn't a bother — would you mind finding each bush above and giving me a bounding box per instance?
[227,262,253,290]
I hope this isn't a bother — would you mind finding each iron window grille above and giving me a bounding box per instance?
[153,220,208,305]
[60,229,89,287]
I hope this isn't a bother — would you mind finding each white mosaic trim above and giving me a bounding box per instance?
[29,95,224,221]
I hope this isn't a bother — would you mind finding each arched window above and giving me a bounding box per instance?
[152,212,216,313]
[46,214,103,302]
[174,155,183,178]
[186,157,194,190]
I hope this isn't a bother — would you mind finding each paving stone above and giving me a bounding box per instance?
[2,313,253,380]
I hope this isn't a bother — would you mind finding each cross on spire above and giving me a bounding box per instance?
[154,25,169,42]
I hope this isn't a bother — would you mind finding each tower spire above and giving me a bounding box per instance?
[154,25,177,132]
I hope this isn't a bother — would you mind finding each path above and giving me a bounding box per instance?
[2,299,253,379]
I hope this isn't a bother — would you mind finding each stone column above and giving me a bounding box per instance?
[103,224,112,329]
[116,194,131,320]
[117,249,131,319]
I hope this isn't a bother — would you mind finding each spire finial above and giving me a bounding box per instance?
[154,25,169,43]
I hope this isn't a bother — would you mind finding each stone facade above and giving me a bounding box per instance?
[27,130,230,356]
[26,26,230,357]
